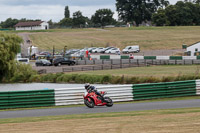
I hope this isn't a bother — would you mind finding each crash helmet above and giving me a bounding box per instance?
[84,83,90,90]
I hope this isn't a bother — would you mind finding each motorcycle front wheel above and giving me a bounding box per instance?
[105,97,113,107]
[84,98,94,108]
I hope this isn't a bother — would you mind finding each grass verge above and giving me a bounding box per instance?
[0,107,200,124]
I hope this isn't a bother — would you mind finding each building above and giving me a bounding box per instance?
[186,42,200,56]
[15,21,49,31]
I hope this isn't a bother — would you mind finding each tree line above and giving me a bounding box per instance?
[1,0,200,29]
[0,7,119,29]
[152,1,200,26]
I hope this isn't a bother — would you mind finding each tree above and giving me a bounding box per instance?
[59,18,73,27]
[175,1,194,25]
[116,0,169,26]
[0,33,23,81]
[0,18,19,28]
[152,8,169,26]
[72,11,86,28]
[65,6,70,18]
[91,9,114,28]
[165,5,178,26]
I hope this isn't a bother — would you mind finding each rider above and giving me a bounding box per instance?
[84,83,105,101]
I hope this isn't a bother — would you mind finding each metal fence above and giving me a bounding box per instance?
[35,59,200,74]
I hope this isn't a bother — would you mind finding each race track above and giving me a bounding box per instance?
[1,99,200,119]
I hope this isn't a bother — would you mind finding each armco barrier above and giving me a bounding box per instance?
[0,90,55,109]
[1,80,200,109]
[91,55,200,60]
[132,80,196,100]
[54,85,133,106]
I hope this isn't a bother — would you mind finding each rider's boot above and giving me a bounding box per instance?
[100,95,106,102]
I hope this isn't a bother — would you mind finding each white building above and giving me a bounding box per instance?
[186,42,200,56]
[15,21,49,31]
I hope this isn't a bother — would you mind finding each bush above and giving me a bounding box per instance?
[10,63,37,83]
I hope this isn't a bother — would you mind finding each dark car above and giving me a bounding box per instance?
[53,57,76,66]
[101,47,115,53]
[35,59,51,66]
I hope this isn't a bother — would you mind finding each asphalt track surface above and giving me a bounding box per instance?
[1,99,200,119]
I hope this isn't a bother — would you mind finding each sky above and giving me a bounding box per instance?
[0,0,179,22]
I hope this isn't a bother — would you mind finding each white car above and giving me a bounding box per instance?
[88,47,97,52]
[92,47,105,53]
[105,48,121,54]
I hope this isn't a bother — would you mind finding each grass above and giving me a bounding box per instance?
[26,26,200,50]
[69,65,200,78]
[1,107,200,132]
[0,107,199,124]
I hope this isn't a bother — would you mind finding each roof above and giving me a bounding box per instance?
[15,21,44,27]
[187,41,200,48]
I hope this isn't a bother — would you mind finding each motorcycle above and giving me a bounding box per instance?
[83,90,113,108]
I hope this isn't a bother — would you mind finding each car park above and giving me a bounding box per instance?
[53,57,76,66]
[105,48,121,54]
[35,59,51,66]
[122,45,140,53]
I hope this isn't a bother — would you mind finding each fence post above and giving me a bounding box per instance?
[120,59,122,68]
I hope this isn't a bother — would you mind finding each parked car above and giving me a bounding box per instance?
[53,57,76,66]
[65,49,79,55]
[88,47,97,53]
[35,59,51,66]
[105,48,121,54]
[16,58,29,64]
[92,47,105,53]
[101,47,115,53]
[39,51,52,56]
[71,51,85,59]
[122,45,140,54]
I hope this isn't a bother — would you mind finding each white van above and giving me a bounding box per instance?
[122,45,140,54]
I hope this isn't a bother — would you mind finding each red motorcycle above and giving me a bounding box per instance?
[83,91,113,108]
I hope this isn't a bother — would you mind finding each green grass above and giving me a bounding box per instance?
[69,65,200,78]
[26,26,200,50]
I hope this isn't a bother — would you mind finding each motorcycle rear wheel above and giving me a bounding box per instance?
[84,98,94,108]
[105,97,113,107]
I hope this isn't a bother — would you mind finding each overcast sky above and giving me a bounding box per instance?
[0,0,179,22]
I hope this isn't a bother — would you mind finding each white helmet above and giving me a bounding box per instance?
[84,83,90,90]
